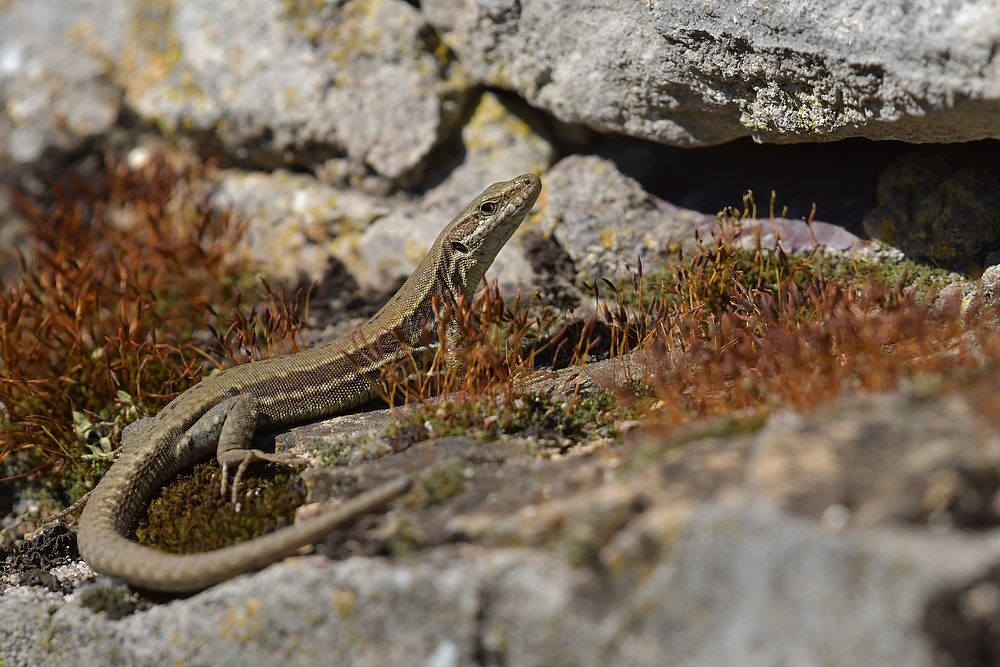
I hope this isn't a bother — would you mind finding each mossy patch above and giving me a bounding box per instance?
[78,579,141,619]
[412,458,472,508]
[134,462,305,554]
[390,390,626,447]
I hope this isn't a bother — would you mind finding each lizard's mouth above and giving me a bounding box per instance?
[502,174,542,221]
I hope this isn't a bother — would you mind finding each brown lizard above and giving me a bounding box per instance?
[77,174,542,593]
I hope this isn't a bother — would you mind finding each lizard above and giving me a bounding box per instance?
[76,173,542,594]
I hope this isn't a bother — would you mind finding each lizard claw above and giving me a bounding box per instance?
[218,450,310,505]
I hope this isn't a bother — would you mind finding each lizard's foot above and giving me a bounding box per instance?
[219,450,310,505]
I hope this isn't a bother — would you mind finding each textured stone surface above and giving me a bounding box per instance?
[120,0,467,182]
[213,170,391,283]
[746,392,1000,530]
[0,186,27,284]
[2,508,999,667]
[422,0,1000,146]
[6,387,1000,666]
[0,0,125,166]
[540,155,863,283]
[864,149,1000,271]
[539,155,705,283]
[338,92,555,296]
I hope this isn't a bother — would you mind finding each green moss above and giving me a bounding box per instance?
[79,580,138,618]
[389,390,626,447]
[413,458,471,508]
[812,247,966,299]
[134,461,305,554]
[388,511,423,557]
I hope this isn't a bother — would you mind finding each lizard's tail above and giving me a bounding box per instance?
[78,475,412,593]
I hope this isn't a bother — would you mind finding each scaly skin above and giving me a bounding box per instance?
[77,174,542,593]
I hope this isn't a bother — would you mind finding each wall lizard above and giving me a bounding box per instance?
[77,174,542,593]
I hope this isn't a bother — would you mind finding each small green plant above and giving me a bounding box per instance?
[134,462,305,553]
[0,151,307,516]
[383,190,999,458]
[376,277,620,445]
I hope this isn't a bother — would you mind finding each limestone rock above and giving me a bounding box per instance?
[5,387,1000,666]
[864,150,1000,271]
[2,509,997,666]
[539,155,703,283]
[422,0,1000,146]
[337,92,555,296]
[0,0,125,167]
[212,170,391,284]
[121,0,468,182]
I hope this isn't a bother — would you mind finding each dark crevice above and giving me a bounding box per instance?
[924,562,1000,667]
[473,583,506,667]
[589,134,908,237]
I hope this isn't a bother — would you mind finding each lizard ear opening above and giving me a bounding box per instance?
[451,240,469,254]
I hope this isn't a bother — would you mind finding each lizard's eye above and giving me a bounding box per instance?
[452,240,469,253]
[479,201,497,215]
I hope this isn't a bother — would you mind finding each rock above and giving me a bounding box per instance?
[337,91,555,296]
[539,155,864,284]
[539,155,703,283]
[422,0,1000,146]
[864,150,1000,271]
[0,186,28,284]
[121,0,468,182]
[980,265,1000,310]
[2,508,999,666]
[212,170,392,284]
[928,282,966,321]
[5,386,1000,665]
[745,392,1000,530]
[0,0,125,168]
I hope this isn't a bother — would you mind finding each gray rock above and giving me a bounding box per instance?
[981,265,1000,308]
[5,387,1000,666]
[745,392,1000,530]
[539,155,703,283]
[212,169,392,283]
[539,155,864,284]
[422,0,1000,146]
[2,508,998,666]
[339,92,555,296]
[864,151,1000,270]
[122,0,468,182]
[0,186,28,284]
[0,0,125,167]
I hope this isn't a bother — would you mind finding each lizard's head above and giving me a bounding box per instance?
[439,173,542,298]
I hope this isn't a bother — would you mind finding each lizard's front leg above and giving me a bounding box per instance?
[181,395,308,504]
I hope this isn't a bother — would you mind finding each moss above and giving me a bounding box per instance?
[79,580,139,618]
[413,458,471,508]
[388,511,423,557]
[812,247,966,299]
[0,151,268,503]
[134,461,305,554]
[390,390,626,449]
